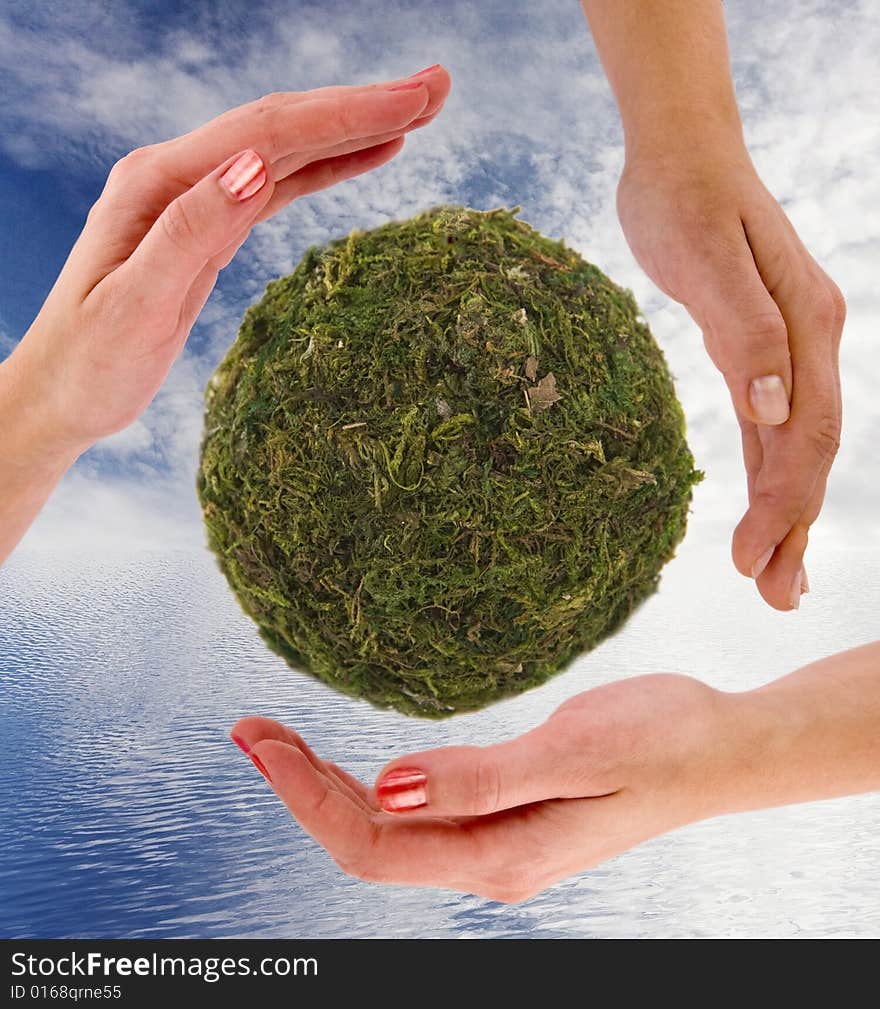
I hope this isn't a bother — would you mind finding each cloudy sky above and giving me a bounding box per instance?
[1,0,877,554]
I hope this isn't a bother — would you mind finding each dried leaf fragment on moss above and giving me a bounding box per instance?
[526,372,562,412]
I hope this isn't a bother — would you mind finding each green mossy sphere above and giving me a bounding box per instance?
[198,206,700,717]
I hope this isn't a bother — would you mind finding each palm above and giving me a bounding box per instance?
[230,675,717,902]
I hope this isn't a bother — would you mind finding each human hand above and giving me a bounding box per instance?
[6,65,449,459]
[616,138,845,611]
[232,640,880,903]
[230,676,743,903]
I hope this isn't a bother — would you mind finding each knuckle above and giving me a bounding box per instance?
[806,412,841,462]
[470,753,503,813]
[740,311,788,351]
[256,92,285,156]
[331,100,354,141]
[342,854,386,884]
[751,484,804,527]
[810,287,838,331]
[482,847,547,904]
[828,281,847,328]
[160,197,203,256]
[85,197,103,223]
[109,145,155,181]
[333,822,383,882]
[481,867,541,904]
[256,91,285,113]
[709,312,788,378]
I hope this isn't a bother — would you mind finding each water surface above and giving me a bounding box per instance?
[1,534,877,938]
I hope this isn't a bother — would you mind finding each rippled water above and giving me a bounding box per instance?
[1,530,878,938]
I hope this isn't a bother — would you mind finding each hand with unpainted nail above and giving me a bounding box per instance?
[0,64,450,565]
[582,0,845,610]
[231,642,880,903]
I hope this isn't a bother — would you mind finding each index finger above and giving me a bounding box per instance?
[158,68,447,178]
[254,737,489,885]
[732,244,843,589]
[253,735,597,902]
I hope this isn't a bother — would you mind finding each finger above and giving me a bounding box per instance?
[254,136,405,221]
[251,739,379,873]
[254,736,568,899]
[732,244,843,581]
[753,520,809,610]
[95,148,272,315]
[74,77,442,283]
[739,414,762,505]
[754,455,827,609]
[253,730,629,901]
[271,102,444,180]
[372,723,611,817]
[230,717,372,812]
[179,137,405,322]
[326,761,377,808]
[264,63,450,123]
[175,138,406,360]
[689,228,793,430]
[159,83,431,178]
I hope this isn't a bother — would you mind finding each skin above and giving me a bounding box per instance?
[0,64,451,564]
[0,5,868,907]
[582,0,845,612]
[224,6,869,903]
[233,642,880,903]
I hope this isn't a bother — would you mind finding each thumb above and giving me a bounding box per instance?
[121,148,271,307]
[691,241,793,428]
[374,724,589,816]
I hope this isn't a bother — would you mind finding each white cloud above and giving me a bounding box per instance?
[2,0,878,553]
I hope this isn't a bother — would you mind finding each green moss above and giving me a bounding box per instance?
[197,206,701,717]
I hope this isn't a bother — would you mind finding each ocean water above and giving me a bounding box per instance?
[1,531,878,939]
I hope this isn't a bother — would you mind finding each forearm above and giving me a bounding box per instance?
[580,0,745,160]
[719,642,880,814]
[0,341,82,564]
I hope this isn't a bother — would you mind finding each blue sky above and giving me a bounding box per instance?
[1,0,878,552]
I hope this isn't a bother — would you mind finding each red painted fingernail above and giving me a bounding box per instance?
[231,733,250,755]
[250,752,272,782]
[410,64,441,77]
[219,149,267,201]
[376,767,427,812]
[388,80,426,92]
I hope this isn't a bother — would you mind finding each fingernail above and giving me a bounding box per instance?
[250,752,272,782]
[751,547,774,579]
[376,767,427,812]
[388,80,426,92]
[409,63,441,77]
[230,733,250,755]
[749,375,790,426]
[219,149,267,201]
[800,567,810,594]
[790,571,803,610]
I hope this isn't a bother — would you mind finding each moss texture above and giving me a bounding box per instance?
[197,206,701,717]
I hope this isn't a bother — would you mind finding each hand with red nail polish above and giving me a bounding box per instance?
[0,65,451,565]
[230,644,880,903]
[581,0,844,612]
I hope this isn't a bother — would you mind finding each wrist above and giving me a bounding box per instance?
[703,686,797,818]
[0,338,87,478]
[621,104,747,171]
